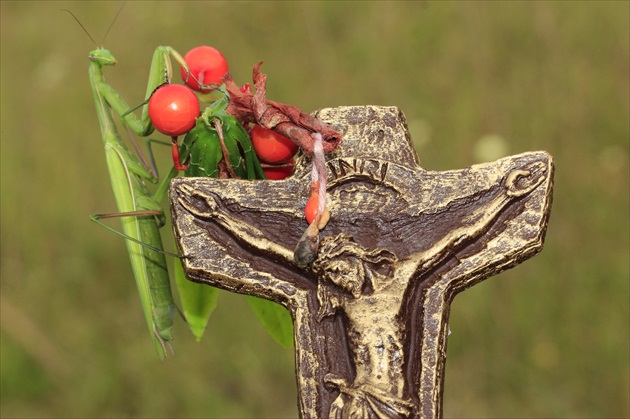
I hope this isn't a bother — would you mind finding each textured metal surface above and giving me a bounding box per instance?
[170,105,554,418]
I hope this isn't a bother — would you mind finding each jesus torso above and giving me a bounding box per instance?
[336,262,415,399]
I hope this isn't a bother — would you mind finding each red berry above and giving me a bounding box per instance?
[305,195,318,224]
[251,125,298,164]
[148,84,200,136]
[304,181,320,224]
[263,159,294,180]
[180,46,229,92]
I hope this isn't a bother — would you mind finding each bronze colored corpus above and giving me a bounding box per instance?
[170,106,554,418]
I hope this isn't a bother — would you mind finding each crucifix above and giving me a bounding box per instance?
[169,105,554,418]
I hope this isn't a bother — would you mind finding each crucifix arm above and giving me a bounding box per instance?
[406,162,547,272]
[175,183,295,264]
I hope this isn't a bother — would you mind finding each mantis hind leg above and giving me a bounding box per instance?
[153,323,174,359]
[90,211,182,258]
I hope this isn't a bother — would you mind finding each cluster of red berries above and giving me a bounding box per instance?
[147,46,297,180]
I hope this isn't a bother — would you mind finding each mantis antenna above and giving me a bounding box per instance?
[61,2,126,47]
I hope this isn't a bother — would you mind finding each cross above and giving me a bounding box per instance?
[169,106,554,418]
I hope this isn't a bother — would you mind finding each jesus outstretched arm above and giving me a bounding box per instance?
[175,183,295,265]
[401,163,547,276]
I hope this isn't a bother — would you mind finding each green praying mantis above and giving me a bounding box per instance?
[73,9,293,360]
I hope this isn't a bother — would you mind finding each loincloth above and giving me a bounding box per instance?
[324,374,415,418]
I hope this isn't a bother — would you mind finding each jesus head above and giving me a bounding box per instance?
[312,233,396,319]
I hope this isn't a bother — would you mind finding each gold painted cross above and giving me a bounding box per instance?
[170,106,553,418]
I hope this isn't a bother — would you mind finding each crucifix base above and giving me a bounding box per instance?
[170,106,554,418]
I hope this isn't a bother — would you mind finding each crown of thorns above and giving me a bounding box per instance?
[312,233,397,276]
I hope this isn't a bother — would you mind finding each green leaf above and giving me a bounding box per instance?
[218,118,248,178]
[230,120,267,179]
[246,296,294,348]
[174,258,218,342]
[185,125,221,178]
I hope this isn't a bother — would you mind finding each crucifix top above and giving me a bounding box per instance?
[170,105,554,418]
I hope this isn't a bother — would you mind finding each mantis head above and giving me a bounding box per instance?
[89,48,117,66]
[62,6,123,67]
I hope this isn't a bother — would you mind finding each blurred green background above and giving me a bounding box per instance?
[1,1,628,418]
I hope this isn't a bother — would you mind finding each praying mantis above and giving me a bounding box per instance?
[88,41,188,359]
[73,8,293,360]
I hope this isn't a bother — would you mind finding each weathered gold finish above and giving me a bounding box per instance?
[170,106,554,418]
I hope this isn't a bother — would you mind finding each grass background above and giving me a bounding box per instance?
[1,1,628,417]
